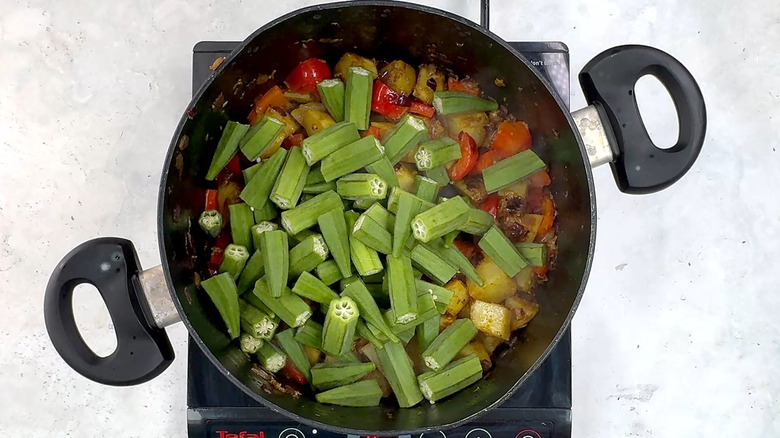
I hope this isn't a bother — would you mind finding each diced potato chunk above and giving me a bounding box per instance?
[470,300,511,340]
[467,257,517,303]
[520,214,544,243]
[444,112,489,146]
[394,162,418,192]
[457,340,492,371]
[291,103,336,136]
[381,60,416,96]
[334,53,378,79]
[262,107,300,158]
[514,266,535,292]
[303,344,322,366]
[439,313,456,331]
[476,332,503,354]
[444,277,469,316]
[504,293,540,330]
[413,64,445,104]
[370,122,396,140]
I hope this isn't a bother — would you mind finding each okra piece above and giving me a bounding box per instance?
[413,175,439,203]
[294,320,323,349]
[239,147,287,210]
[411,196,471,243]
[336,173,388,201]
[460,208,494,235]
[356,319,384,348]
[422,319,478,371]
[432,91,499,115]
[387,254,418,324]
[276,328,312,382]
[269,146,310,210]
[397,327,417,344]
[392,190,423,257]
[311,361,374,390]
[364,203,395,230]
[252,279,312,328]
[344,67,373,130]
[443,230,459,248]
[306,166,326,185]
[242,289,277,320]
[280,190,344,236]
[239,333,264,354]
[426,239,484,287]
[352,213,392,255]
[289,234,329,277]
[229,203,255,252]
[258,230,288,297]
[243,162,262,183]
[315,260,343,286]
[206,120,250,180]
[302,181,337,194]
[239,116,286,160]
[338,350,361,364]
[365,155,400,188]
[351,198,376,210]
[320,136,384,182]
[340,280,399,342]
[344,211,384,276]
[387,187,434,214]
[362,271,386,284]
[317,209,352,278]
[384,291,438,334]
[200,273,240,339]
[321,296,360,357]
[237,251,265,294]
[256,341,287,373]
[253,201,278,222]
[289,228,317,244]
[414,137,462,170]
[239,299,278,340]
[365,283,389,307]
[317,78,346,122]
[198,210,223,237]
[424,165,450,187]
[418,354,482,402]
[415,279,454,314]
[251,221,278,252]
[315,379,383,407]
[416,313,441,351]
[410,244,457,285]
[482,149,547,193]
[301,121,360,166]
[376,341,424,408]
[219,244,249,280]
[514,242,547,267]
[478,226,529,276]
[291,271,340,305]
[383,114,429,164]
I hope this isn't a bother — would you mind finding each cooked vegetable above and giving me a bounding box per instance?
[444,277,469,316]
[200,273,241,339]
[262,107,299,158]
[258,230,288,297]
[387,254,418,324]
[198,210,223,237]
[239,147,287,210]
[270,146,310,210]
[291,271,340,305]
[421,318,478,371]
[383,115,429,164]
[317,78,346,122]
[504,293,540,330]
[334,53,378,80]
[482,150,546,193]
[240,116,286,161]
[372,80,409,120]
[295,320,324,349]
[315,379,383,407]
[444,111,489,146]
[250,221,277,251]
[312,362,376,392]
[256,341,287,373]
[491,120,532,157]
[301,122,360,166]
[412,176,439,203]
[418,354,482,402]
[514,243,547,267]
[253,201,279,223]
[478,226,528,277]
[295,106,336,137]
[280,190,343,236]
[410,244,457,285]
[276,328,312,382]
[206,121,250,180]
[425,165,450,187]
[341,280,399,343]
[470,300,511,340]
[289,234,329,277]
[456,341,491,371]
[466,257,517,303]
[320,136,384,182]
[252,278,312,328]
[240,299,277,340]
[345,67,373,130]
[416,278,455,314]
[315,209,351,278]
[344,210,384,276]
[229,203,255,253]
[394,162,418,192]
[448,132,479,181]
[416,313,441,351]
[381,60,416,95]
[285,58,331,94]
[411,196,471,243]
[384,291,438,334]
[218,244,249,280]
[336,173,388,201]
[432,91,498,116]
[377,341,424,408]
[365,156,400,189]
[352,213,392,255]
[413,64,445,104]
[315,260,343,286]
[321,296,360,357]
[414,137,462,171]
[248,86,290,125]
[240,333,263,354]
[236,250,265,293]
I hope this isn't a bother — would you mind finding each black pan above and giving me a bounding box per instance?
[43,1,705,435]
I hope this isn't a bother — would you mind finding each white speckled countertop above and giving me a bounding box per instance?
[2,0,779,436]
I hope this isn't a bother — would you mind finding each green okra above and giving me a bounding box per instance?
[198,210,223,237]
[256,341,287,373]
[301,121,360,166]
[356,319,384,348]
[351,198,376,210]
[336,173,388,201]
[239,333,264,354]
[421,319,478,371]
[344,210,383,276]
[443,230,459,248]
[376,341,424,408]
[416,313,440,351]
[459,208,494,235]
[302,181,337,194]
[251,221,278,252]
[418,354,482,402]
[426,238,484,286]
[413,175,439,203]
[315,260,343,286]
[384,291,438,334]
[289,228,317,244]
[365,155,400,188]
[415,278,455,314]
[280,190,344,236]
[229,203,255,253]
[387,254,418,324]
[258,230,288,297]
[315,379,383,407]
[238,147,287,210]
[218,244,249,281]
[252,278,312,328]
[243,162,262,183]
[253,201,278,223]
[306,166,326,185]
[317,78,346,122]
[414,137,462,170]
[411,196,471,243]
[206,120,250,180]
[318,208,352,278]
[397,327,416,344]
[340,280,399,342]
[242,289,277,320]
[239,299,278,340]
[239,116,286,161]
[200,273,240,339]
[320,136,385,182]
[424,165,450,187]
[364,203,395,230]
[387,187,434,214]
[321,296,360,357]
[352,213,392,255]
[289,234,329,277]
[344,67,373,130]
[482,149,546,193]
[432,91,498,115]
[311,362,375,391]
[294,319,323,349]
[410,243,457,285]
[514,242,547,267]
[270,146,311,210]
[291,271,340,305]
[392,190,424,257]
[478,226,529,276]
[275,328,312,382]
[383,114,429,164]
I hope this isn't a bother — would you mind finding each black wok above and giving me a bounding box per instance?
[43,1,705,435]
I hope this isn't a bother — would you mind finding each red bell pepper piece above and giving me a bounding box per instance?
[207,230,232,275]
[280,360,308,385]
[447,77,481,96]
[491,121,532,158]
[528,169,551,187]
[205,189,219,211]
[226,154,242,175]
[282,133,304,149]
[471,149,503,175]
[363,125,383,140]
[477,194,500,221]
[284,58,331,94]
[532,265,549,277]
[448,132,479,181]
[247,86,290,125]
[409,100,435,118]
[372,80,409,121]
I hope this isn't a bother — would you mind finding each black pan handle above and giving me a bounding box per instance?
[44,238,174,386]
[579,45,706,194]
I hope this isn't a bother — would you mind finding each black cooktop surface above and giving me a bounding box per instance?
[188,40,571,438]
